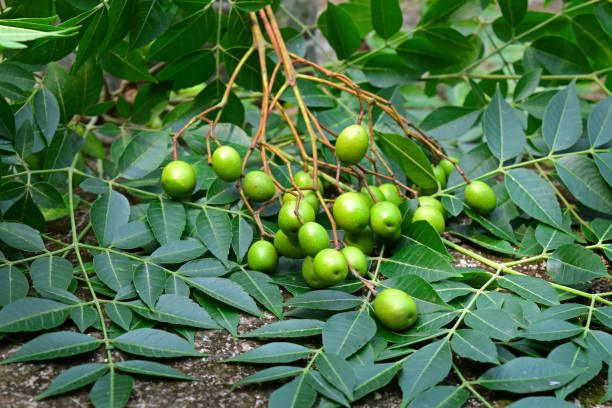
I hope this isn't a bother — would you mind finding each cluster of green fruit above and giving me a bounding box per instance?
[159,125,497,331]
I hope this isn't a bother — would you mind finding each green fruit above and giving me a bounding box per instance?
[373,288,418,331]
[418,196,445,217]
[274,230,306,259]
[332,192,370,234]
[211,145,242,181]
[379,183,404,206]
[302,256,325,289]
[247,240,278,272]
[341,246,368,276]
[412,206,445,234]
[359,185,385,208]
[312,248,348,287]
[344,227,375,255]
[243,171,275,201]
[369,201,402,239]
[298,222,329,256]
[433,165,447,188]
[439,157,458,176]
[278,200,315,236]
[335,124,369,165]
[293,170,323,193]
[465,180,497,215]
[282,190,319,212]
[161,160,196,199]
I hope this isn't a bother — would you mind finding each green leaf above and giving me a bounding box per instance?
[133,263,167,308]
[113,328,202,358]
[547,244,608,284]
[194,294,239,337]
[130,0,173,48]
[588,97,612,147]
[187,277,261,316]
[381,274,448,311]
[322,2,361,60]
[410,385,470,408]
[284,290,362,311]
[370,0,402,39]
[30,255,73,290]
[233,0,271,12]
[176,258,228,278]
[0,221,45,252]
[441,195,464,217]
[404,221,452,259]
[483,87,525,161]
[73,7,108,72]
[306,371,350,407]
[4,331,100,363]
[514,68,541,101]
[230,270,283,319]
[535,223,574,252]
[478,357,582,393]
[147,9,212,61]
[571,13,612,67]
[362,52,416,89]
[0,90,15,138]
[379,244,459,282]
[149,238,206,264]
[0,265,29,306]
[111,221,154,249]
[100,42,156,82]
[420,106,481,142]
[0,297,70,332]
[556,155,612,214]
[322,309,377,359]
[586,330,612,362]
[498,0,527,27]
[499,275,559,306]
[542,84,581,152]
[148,294,218,329]
[506,397,576,408]
[504,168,563,230]
[420,0,481,25]
[116,360,194,380]
[451,329,498,364]
[353,362,402,400]
[117,130,170,180]
[225,342,315,364]
[103,0,135,51]
[549,342,602,399]
[464,207,517,244]
[93,252,136,292]
[241,319,324,338]
[37,363,108,399]
[91,190,130,247]
[147,199,186,246]
[523,319,582,341]
[196,209,232,264]
[33,88,59,143]
[529,36,591,75]
[234,366,304,388]
[398,339,452,402]
[377,133,437,190]
[535,303,588,323]
[231,216,252,263]
[105,303,132,331]
[269,374,316,408]
[464,309,517,341]
[30,182,64,211]
[90,372,133,408]
[316,352,355,399]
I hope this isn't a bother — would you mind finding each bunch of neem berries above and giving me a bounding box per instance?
[159,125,497,332]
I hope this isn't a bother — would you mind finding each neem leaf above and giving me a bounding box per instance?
[284,290,363,311]
[377,133,437,190]
[196,208,232,264]
[91,190,130,247]
[0,221,45,252]
[90,372,133,408]
[322,2,361,60]
[316,352,355,399]
[147,199,186,245]
[0,297,71,332]
[451,329,498,363]
[555,155,612,214]
[269,374,316,408]
[398,339,452,402]
[230,270,283,319]
[353,362,402,400]
[133,263,167,308]
[149,238,206,264]
[542,84,581,152]
[483,87,525,161]
[523,319,582,341]
[506,397,576,408]
[4,331,100,363]
[187,277,261,317]
[370,0,402,39]
[30,255,73,290]
[499,275,559,306]
[116,360,194,380]
[113,328,203,358]
[93,251,136,292]
[37,363,108,399]
[547,244,608,284]
[409,385,470,408]
[379,244,459,282]
[322,309,377,358]
[0,265,29,306]
[241,319,324,339]
[225,342,315,364]
[588,96,612,147]
[464,309,517,341]
[234,366,304,388]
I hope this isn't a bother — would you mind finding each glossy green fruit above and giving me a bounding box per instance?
[418,196,445,217]
[335,124,369,165]
[274,230,306,259]
[302,256,325,289]
[161,160,196,199]
[332,192,370,234]
[293,170,323,193]
[439,157,458,176]
[211,146,242,181]
[298,222,329,256]
[282,190,319,212]
[341,246,368,276]
[278,200,315,236]
[247,240,278,272]
[370,201,402,239]
[379,183,404,206]
[465,180,497,215]
[433,165,447,188]
[344,227,375,255]
[412,206,445,234]
[312,248,348,287]
[243,171,275,201]
[373,288,418,331]
[359,185,386,208]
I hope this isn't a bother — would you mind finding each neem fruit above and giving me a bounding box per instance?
[274,229,306,259]
[298,222,329,256]
[369,201,402,239]
[211,145,242,181]
[343,227,376,255]
[247,240,278,273]
[465,180,497,215]
[373,288,418,331]
[412,205,445,234]
[341,246,368,276]
[312,248,348,287]
[243,170,275,201]
[378,183,404,206]
[278,200,315,236]
[332,192,370,234]
[161,160,196,199]
[335,124,369,165]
